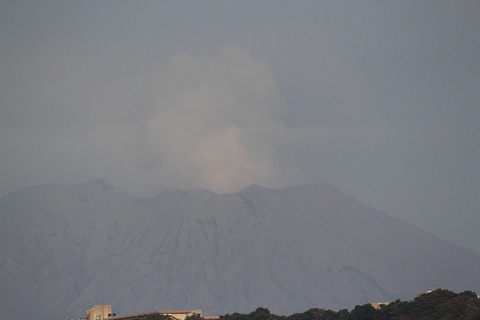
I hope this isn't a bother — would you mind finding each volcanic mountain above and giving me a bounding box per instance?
[1,180,479,320]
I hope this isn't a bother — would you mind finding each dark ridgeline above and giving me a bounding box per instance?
[1,180,479,320]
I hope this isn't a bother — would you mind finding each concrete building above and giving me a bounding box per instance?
[110,310,203,320]
[370,302,388,310]
[86,305,113,320]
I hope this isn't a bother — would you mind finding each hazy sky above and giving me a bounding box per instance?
[1,1,479,253]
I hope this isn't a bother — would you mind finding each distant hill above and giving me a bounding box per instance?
[1,180,479,320]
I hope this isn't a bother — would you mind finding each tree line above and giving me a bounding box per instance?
[219,289,480,320]
[132,289,480,320]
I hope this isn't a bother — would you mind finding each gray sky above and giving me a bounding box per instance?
[1,1,479,253]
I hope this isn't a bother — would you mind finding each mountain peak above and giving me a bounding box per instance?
[1,181,479,320]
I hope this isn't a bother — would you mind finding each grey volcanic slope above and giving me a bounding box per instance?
[1,180,479,320]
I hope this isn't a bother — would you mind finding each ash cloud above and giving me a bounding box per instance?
[0,46,303,197]
[137,47,303,193]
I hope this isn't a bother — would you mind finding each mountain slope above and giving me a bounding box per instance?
[1,180,479,320]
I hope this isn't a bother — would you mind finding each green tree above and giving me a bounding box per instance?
[133,313,173,320]
[349,304,382,320]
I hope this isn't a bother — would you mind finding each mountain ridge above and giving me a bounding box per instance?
[1,181,479,320]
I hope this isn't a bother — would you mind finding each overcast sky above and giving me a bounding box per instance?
[1,1,479,253]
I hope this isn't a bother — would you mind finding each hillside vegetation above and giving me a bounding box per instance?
[218,289,480,320]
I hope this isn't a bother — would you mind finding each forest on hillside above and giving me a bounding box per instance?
[219,289,480,320]
[133,289,480,320]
